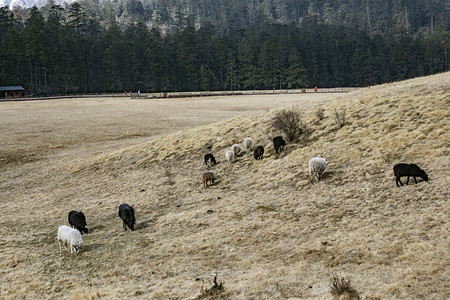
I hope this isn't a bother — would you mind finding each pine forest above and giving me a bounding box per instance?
[0,0,449,95]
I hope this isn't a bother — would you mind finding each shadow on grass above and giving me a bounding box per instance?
[137,218,154,230]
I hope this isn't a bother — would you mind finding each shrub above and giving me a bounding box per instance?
[330,273,361,300]
[271,107,307,142]
[199,274,226,299]
[334,108,347,128]
[316,107,325,121]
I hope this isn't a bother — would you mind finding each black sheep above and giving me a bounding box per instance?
[393,163,428,187]
[118,203,135,231]
[273,136,286,154]
[254,146,264,160]
[68,210,88,234]
[204,153,217,166]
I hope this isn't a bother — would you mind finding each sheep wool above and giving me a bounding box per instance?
[57,225,83,254]
[201,170,216,188]
[225,150,235,165]
[243,138,253,154]
[231,144,241,156]
[309,157,327,183]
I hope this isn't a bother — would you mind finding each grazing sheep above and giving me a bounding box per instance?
[309,157,327,183]
[243,138,253,154]
[225,150,235,165]
[201,170,216,188]
[231,144,241,156]
[204,153,217,167]
[393,163,429,187]
[273,136,286,154]
[118,204,135,231]
[254,146,264,160]
[68,210,88,234]
[57,225,83,254]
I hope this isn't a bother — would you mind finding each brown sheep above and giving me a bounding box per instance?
[201,170,216,188]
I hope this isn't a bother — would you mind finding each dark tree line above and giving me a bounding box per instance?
[0,3,449,95]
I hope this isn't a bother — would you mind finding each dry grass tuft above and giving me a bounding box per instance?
[334,108,347,128]
[198,274,227,299]
[330,273,361,300]
[316,107,325,121]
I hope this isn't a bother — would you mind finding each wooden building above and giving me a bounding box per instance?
[0,86,25,98]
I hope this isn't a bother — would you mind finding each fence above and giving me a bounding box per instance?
[130,87,359,99]
[1,88,359,102]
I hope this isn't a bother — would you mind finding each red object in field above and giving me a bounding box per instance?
[314,86,318,92]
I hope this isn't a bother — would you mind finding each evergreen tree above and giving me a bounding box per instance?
[285,48,308,89]
[23,7,49,93]
[237,38,257,89]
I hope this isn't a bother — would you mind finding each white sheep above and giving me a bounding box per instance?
[57,225,83,254]
[231,144,241,156]
[243,138,253,154]
[309,157,327,183]
[225,150,235,165]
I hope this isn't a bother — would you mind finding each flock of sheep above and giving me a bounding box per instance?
[57,204,135,255]
[58,136,429,255]
[201,136,329,188]
[201,136,429,189]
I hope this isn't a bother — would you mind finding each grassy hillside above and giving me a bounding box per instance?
[0,73,449,299]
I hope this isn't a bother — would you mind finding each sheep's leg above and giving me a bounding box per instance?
[406,176,410,185]
[396,177,403,187]
[123,222,127,231]
[59,240,62,254]
[413,176,418,184]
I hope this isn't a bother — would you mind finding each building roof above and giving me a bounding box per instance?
[0,86,25,91]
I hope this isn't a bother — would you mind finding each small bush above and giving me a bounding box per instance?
[199,275,226,299]
[316,108,325,120]
[271,107,307,142]
[335,108,347,128]
[330,273,361,300]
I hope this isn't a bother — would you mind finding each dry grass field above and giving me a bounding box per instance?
[0,73,449,300]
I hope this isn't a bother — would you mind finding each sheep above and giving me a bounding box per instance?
[225,150,235,165]
[204,153,217,167]
[393,163,428,187]
[118,204,135,231]
[309,157,327,183]
[243,138,253,154]
[201,170,216,188]
[273,136,286,154]
[68,210,88,234]
[254,146,264,160]
[57,225,83,254]
[231,144,241,156]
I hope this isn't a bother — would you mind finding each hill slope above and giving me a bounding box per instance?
[0,73,449,299]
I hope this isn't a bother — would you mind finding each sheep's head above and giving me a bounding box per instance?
[84,226,89,234]
[73,241,83,253]
[421,171,429,182]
